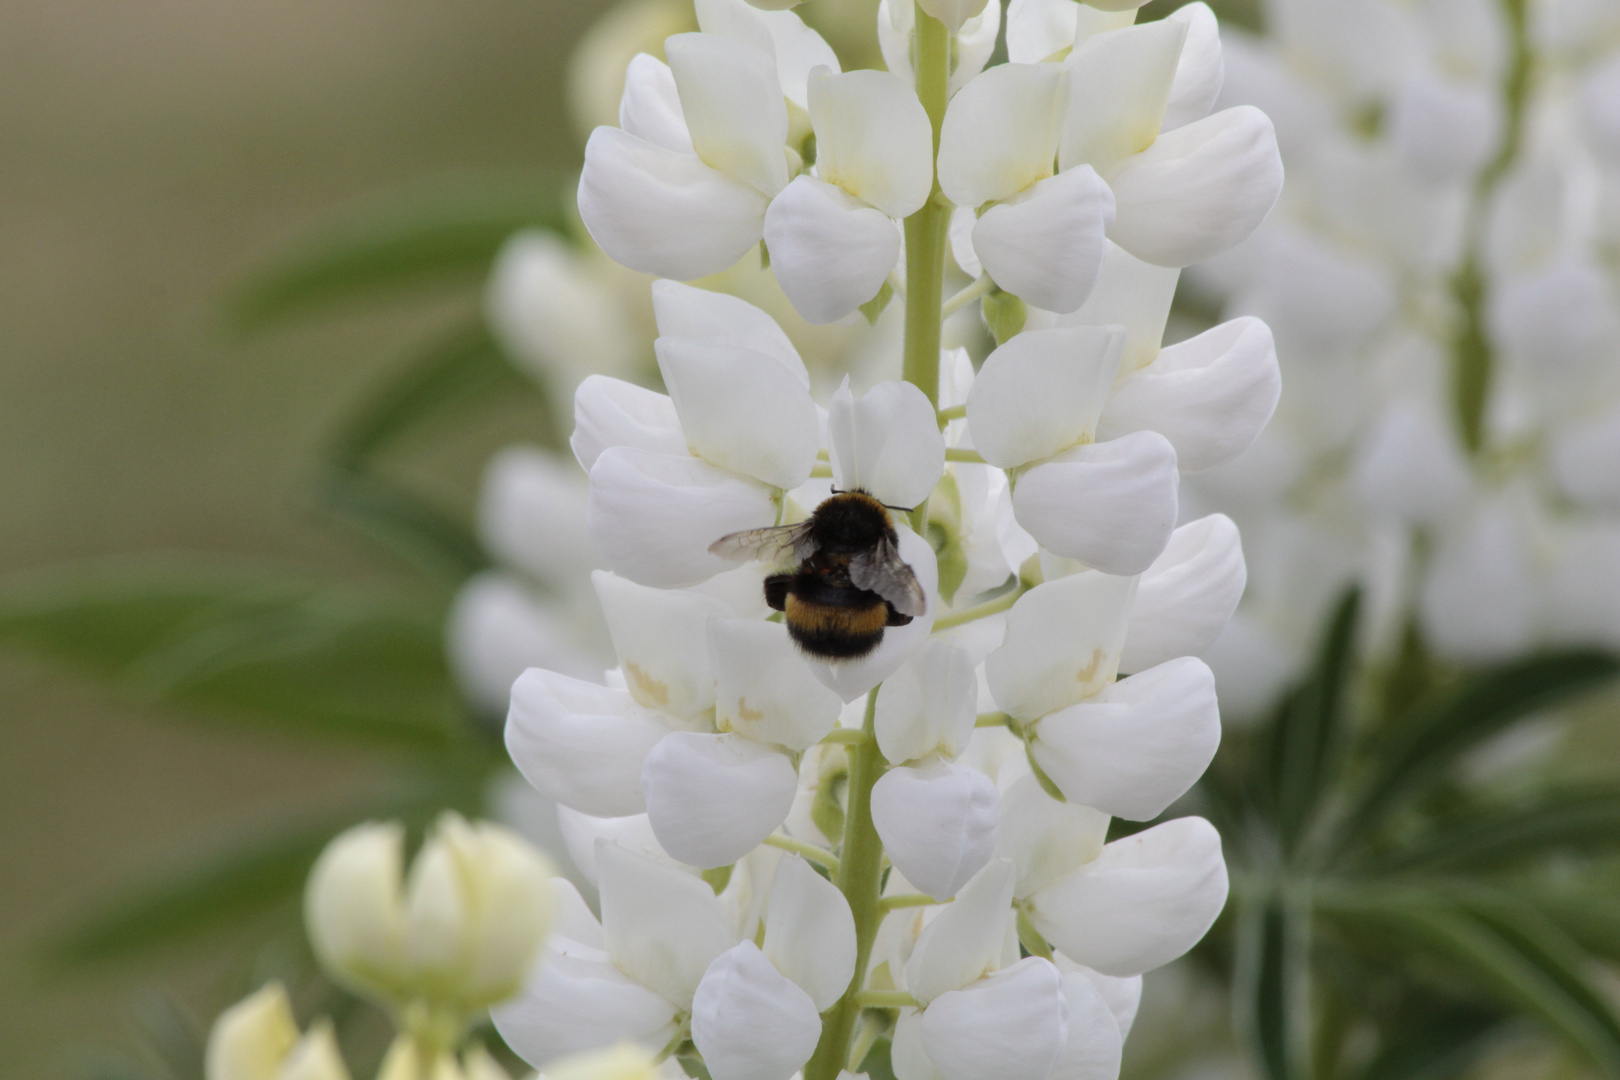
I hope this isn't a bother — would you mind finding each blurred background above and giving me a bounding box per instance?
[0,2,609,1072]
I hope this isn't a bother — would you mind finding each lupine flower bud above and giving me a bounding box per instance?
[304,815,557,1012]
[205,984,351,1080]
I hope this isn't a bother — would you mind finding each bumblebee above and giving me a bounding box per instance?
[709,490,926,661]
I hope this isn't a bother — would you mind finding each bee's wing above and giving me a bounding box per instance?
[708,520,816,566]
[849,534,927,618]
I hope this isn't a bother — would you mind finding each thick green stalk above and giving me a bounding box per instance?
[803,694,890,1080]
[900,7,952,407]
[805,14,954,1079]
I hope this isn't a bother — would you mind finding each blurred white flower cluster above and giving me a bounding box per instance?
[474,1,1288,1078]
[1184,0,1620,712]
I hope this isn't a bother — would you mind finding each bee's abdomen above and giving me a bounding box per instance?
[784,590,888,659]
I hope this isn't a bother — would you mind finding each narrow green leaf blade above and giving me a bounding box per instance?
[229,171,571,331]
[1354,1003,1503,1080]
[1377,786,1620,872]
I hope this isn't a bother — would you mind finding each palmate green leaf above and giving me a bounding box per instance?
[47,776,483,967]
[229,170,572,332]
[1374,786,1620,873]
[1325,888,1620,1076]
[1261,588,1360,851]
[0,558,467,754]
[1336,651,1620,846]
[1234,897,1309,1080]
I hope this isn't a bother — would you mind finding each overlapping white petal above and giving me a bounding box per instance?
[872,762,1001,900]
[619,54,695,154]
[764,177,902,323]
[906,857,1017,1003]
[938,63,1069,209]
[572,378,687,474]
[642,732,800,868]
[710,618,843,750]
[1030,656,1221,819]
[972,166,1116,313]
[1050,969,1125,1080]
[1028,816,1228,976]
[598,843,739,1007]
[994,776,1111,899]
[493,950,681,1068]
[1096,315,1281,473]
[874,640,978,764]
[1161,3,1223,131]
[691,943,822,1080]
[828,380,946,509]
[880,0,1002,94]
[809,68,933,219]
[1060,21,1187,174]
[1121,514,1247,672]
[762,856,858,1009]
[666,33,791,198]
[1013,432,1180,575]
[650,279,808,384]
[986,571,1138,722]
[594,572,729,720]
[966,327,1125,468]
[918,959,1069,1080]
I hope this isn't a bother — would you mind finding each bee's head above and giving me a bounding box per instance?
[816,490,892,550]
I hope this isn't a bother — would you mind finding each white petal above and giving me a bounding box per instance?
[597,842,739,1007]
[487,232,640,390]
[620,54,694,154]
[1348,398,1473,526]
[579,127,768,280]
[810,68,933,218]
[875,639,978,764]
[763,856,858,1009]
[594,571,732,719]
[305,825,406,1000]
[1121,513,1246,672]
[1031,657,1220,820]
[907,857,1016,1004]
[1013,432,1180,575]
[917,0,992,34]
[711,619,843,751]
[995,775,1111,900]
[1007,0,1135,63]
[1045,240,1179,374]
[759,8,842,108]
[571,377,686,474]
[587,448,777,588]
[827,379,946,509]
[973,166,1116,313]
[1106,105,1283,267]
[480,448,597,587]
[949,207,981,278]
[448,573,602,716]
[655,337,819,489]
[805,526,939,701]
[1056,958,1142,1040]
[506,670,673,818]
[1420,502,1538,663]
[692,943,823,1080]
[1160,3,1223,131]
[642,732,800,868]
[1029,816,1227,976]
[937,63,1069,209]
[556,808,676,892]
[694,0,778,62]
[1550,403,1620,509]
[966,327,1125,468]
[651,279,808,385]
[1490,259,1620,374]
[892,1011,947,1080]
[920,958,1069,1080]
[985,570,1137,722]
[1390,70,1499,182]
[666,33,790,197]
[492,951,680,1068]
[1096,315,1280,473]
[1050,970,1124,1080]
[1060,21,1186,174]
[872,763,1001,901]
[764,176,901,324]
[953,0,1003,92]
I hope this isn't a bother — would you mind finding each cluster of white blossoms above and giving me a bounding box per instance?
[1180,0,1620,710]
[203,814,673,1080]
[490,1,1286,1079]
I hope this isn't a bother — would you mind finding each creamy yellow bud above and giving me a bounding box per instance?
[374,1036,465,1080]
[278,1024,353,1080]
[540,1044,662,1080]
[304,822,408,1001]
[206,983,300,1080]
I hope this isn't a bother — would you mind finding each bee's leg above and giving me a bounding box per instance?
[884,603,914,627]
[764,573,793,612]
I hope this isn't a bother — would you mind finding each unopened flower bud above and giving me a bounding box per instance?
[542,1044,664,1080]
[304,822,409,1002]
[206,984,351,1080]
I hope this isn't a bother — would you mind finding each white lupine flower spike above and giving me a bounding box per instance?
[487,4,1288,1077]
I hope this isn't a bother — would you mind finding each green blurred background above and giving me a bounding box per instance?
[0,2,612,1072]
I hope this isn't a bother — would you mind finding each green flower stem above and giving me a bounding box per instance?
[804,692,891,1080]
[941,274,994,319]
[937,404,967,423]
[944,447,986,464]
[1450,0,1530,454]
[763,833,842,873]
[855,989,920,1009]
[975,710,1012,728]
[933,583,1029,631]
[879,892,938,912]
[900,7,953,411]
[821,727,870,746]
